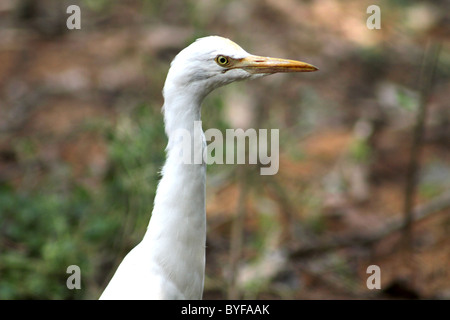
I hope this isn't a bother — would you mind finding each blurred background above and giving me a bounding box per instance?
[0,0,449,299]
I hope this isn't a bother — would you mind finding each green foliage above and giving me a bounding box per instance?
[0,104,166,299]
[0,186,91,299]
[102,104,166,243]
[82,0,112,12]
[302,192,326,235]
[349,138,372,163]
[396,88,419,111]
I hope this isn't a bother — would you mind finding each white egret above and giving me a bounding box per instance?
[99,36,317,300]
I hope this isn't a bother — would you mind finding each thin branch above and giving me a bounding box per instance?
[227,165,249,299]
[403,40,442,247]
[289,191,450,259]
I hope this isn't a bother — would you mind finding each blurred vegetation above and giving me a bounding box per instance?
[0,103,166,298]
[0,0,449,299]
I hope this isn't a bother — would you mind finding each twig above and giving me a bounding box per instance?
[227,165,249,299]
[289,191,450,259]
[263,175,295,243]
[403,40,442,247]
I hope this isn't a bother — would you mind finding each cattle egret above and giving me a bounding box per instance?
[99,36,317,300]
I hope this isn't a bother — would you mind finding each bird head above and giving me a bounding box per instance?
[163,36,318,101]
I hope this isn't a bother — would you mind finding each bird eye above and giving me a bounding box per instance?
[215,55,230,67]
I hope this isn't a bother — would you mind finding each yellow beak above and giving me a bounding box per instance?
[237,55,318,74]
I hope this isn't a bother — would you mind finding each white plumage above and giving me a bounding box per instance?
[99,36,317,300]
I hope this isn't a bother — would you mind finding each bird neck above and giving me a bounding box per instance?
[162,89,205,163]
[142,90,207,298]
[149,89,207,228]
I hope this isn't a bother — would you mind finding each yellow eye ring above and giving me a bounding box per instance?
[215,55,229,66]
